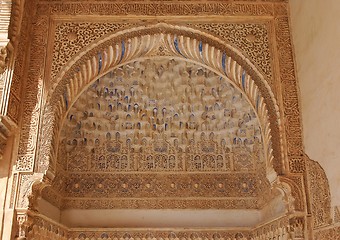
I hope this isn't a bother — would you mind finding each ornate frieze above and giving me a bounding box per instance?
[60,172,259,198]
[40,2,277,17]
[67,228,251,240]
[61,198,259,210]
[61,139,260,173]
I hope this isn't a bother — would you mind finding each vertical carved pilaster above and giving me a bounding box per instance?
[1,0,22,122]
[0,46,8,75]
[15,212,33,240]
[306,158,332,229]
[15,0,46,174]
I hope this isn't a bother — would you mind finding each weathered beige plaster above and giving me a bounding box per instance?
[60,209,262,228]
[290,0,340,207]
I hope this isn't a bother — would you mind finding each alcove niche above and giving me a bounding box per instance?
[37,57,287,232]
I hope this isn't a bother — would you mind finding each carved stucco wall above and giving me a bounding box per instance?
[16,0,299,224]
[290,0,340,208]
[3,0,337,239]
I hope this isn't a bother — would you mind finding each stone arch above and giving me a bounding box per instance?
[279,176,305,212]
[37,23,283,182]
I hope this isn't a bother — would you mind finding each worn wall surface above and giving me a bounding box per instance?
[289,0,340,207]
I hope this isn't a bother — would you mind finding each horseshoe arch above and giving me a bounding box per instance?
[37,23,284,184]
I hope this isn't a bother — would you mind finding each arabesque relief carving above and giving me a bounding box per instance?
[274,16,304,172]
[60,198,260,210]
[51,22,136,79]
[41,2,278,17]
[51,22,272,86]
[15,7,47,173]
[61,138,260,173]
[60,172,259,199]
[7,0,34,124]
[189,23,272,83]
